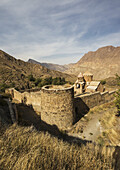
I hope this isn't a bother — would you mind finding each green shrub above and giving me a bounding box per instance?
[35,77,67,87]
[10,82,15,87]
[102,131,107,137]
[101,80,106,85]
[45,77,52,84]
[0,83,10,92]
[34,78,42,86]
[28,74,36,81]
[52,77,66,85]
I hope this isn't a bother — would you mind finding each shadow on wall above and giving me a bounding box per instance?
[113,146,120,169]
[16,103,91,146]
[74,98,90,123]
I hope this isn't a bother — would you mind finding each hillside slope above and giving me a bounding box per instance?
[0,124,118,169]
[28,59,69,72]
[65,46,120,80]
[0,50,76,89]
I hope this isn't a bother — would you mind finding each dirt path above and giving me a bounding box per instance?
[80,107,116,141]
[70,107,116,142]
[81,114,103,141]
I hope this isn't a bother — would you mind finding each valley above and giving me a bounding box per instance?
[0,46,120,170]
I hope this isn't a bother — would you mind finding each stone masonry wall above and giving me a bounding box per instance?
[5,88,41,114]
[74,91,116,119]
[5,88,116,129]
[23,92,41,113]
[41,85,75,129]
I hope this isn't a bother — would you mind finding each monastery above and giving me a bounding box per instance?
[74,71,104,94]
[6,72,115,130]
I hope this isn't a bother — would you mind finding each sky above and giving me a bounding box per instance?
[0,0,120,64]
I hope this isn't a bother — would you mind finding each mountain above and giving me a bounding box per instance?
[64,46,120,80]
[28,59,69,72]
[0,50,76,89]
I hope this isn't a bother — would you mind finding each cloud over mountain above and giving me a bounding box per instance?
[0,0,120,64]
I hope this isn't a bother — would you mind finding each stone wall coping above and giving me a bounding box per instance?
[75,90,116,99]
[109,90,116,94]
[42,85,74,91]
[76,91,100,98]
[101,91,109,95]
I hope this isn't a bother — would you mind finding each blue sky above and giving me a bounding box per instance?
[0,0,120,64]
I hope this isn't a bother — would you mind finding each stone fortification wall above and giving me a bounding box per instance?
[41,85,75,129]
[5,88,41,114]
[14,89,23,103]
[74,90,116,120]
[23,92,41,113]
[6,87,116,129]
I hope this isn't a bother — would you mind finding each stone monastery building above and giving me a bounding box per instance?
[74,71,104,94]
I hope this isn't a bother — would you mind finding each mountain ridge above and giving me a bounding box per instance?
[0,50,76,90]
[64,46,120,79]
[28,59,69,72]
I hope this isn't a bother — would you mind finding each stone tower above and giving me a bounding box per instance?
[41,85,75,130]
[78,72,84,82]
[83,71,93,84]
[75,72,85,94]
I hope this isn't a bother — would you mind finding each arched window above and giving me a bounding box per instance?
[76,83,80,88]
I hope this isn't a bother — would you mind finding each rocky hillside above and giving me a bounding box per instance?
[64,46,120,80]
[28,59,69,72]
[0,50,76,89]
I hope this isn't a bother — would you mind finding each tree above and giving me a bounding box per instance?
[34,78,42,86]
[28,74,35,81]
[45,77,52,84]
[0,83,10,92]
[101,80,106,85]
[38,79,49,87]
[115,74,120,116]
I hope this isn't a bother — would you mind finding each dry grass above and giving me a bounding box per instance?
[0,124,119,170]
[98,107,120,146]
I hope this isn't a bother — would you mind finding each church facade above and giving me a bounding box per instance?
[74,72,104,94]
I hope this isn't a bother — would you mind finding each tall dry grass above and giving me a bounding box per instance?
[0,124,119,170]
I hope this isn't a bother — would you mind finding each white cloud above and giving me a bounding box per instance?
[0,0,120,64]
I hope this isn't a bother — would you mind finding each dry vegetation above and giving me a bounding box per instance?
[0,124,119,170]
[0,97,120,169]
[0,50,76,91]
[98,106,120,146]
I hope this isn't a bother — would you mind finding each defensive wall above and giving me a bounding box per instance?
[5,88,41,114]
[5,87,116,129]
[74,91,115,121]
[41,85,75,129]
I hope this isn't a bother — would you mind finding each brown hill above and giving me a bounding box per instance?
[0,50,76,90]
[64,46,120,80]
[28,59,69,72]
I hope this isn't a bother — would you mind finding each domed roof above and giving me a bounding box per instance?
[83,71,93,76]
[78,72,83,78]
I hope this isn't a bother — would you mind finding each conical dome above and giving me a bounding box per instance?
[78,72,83,78]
